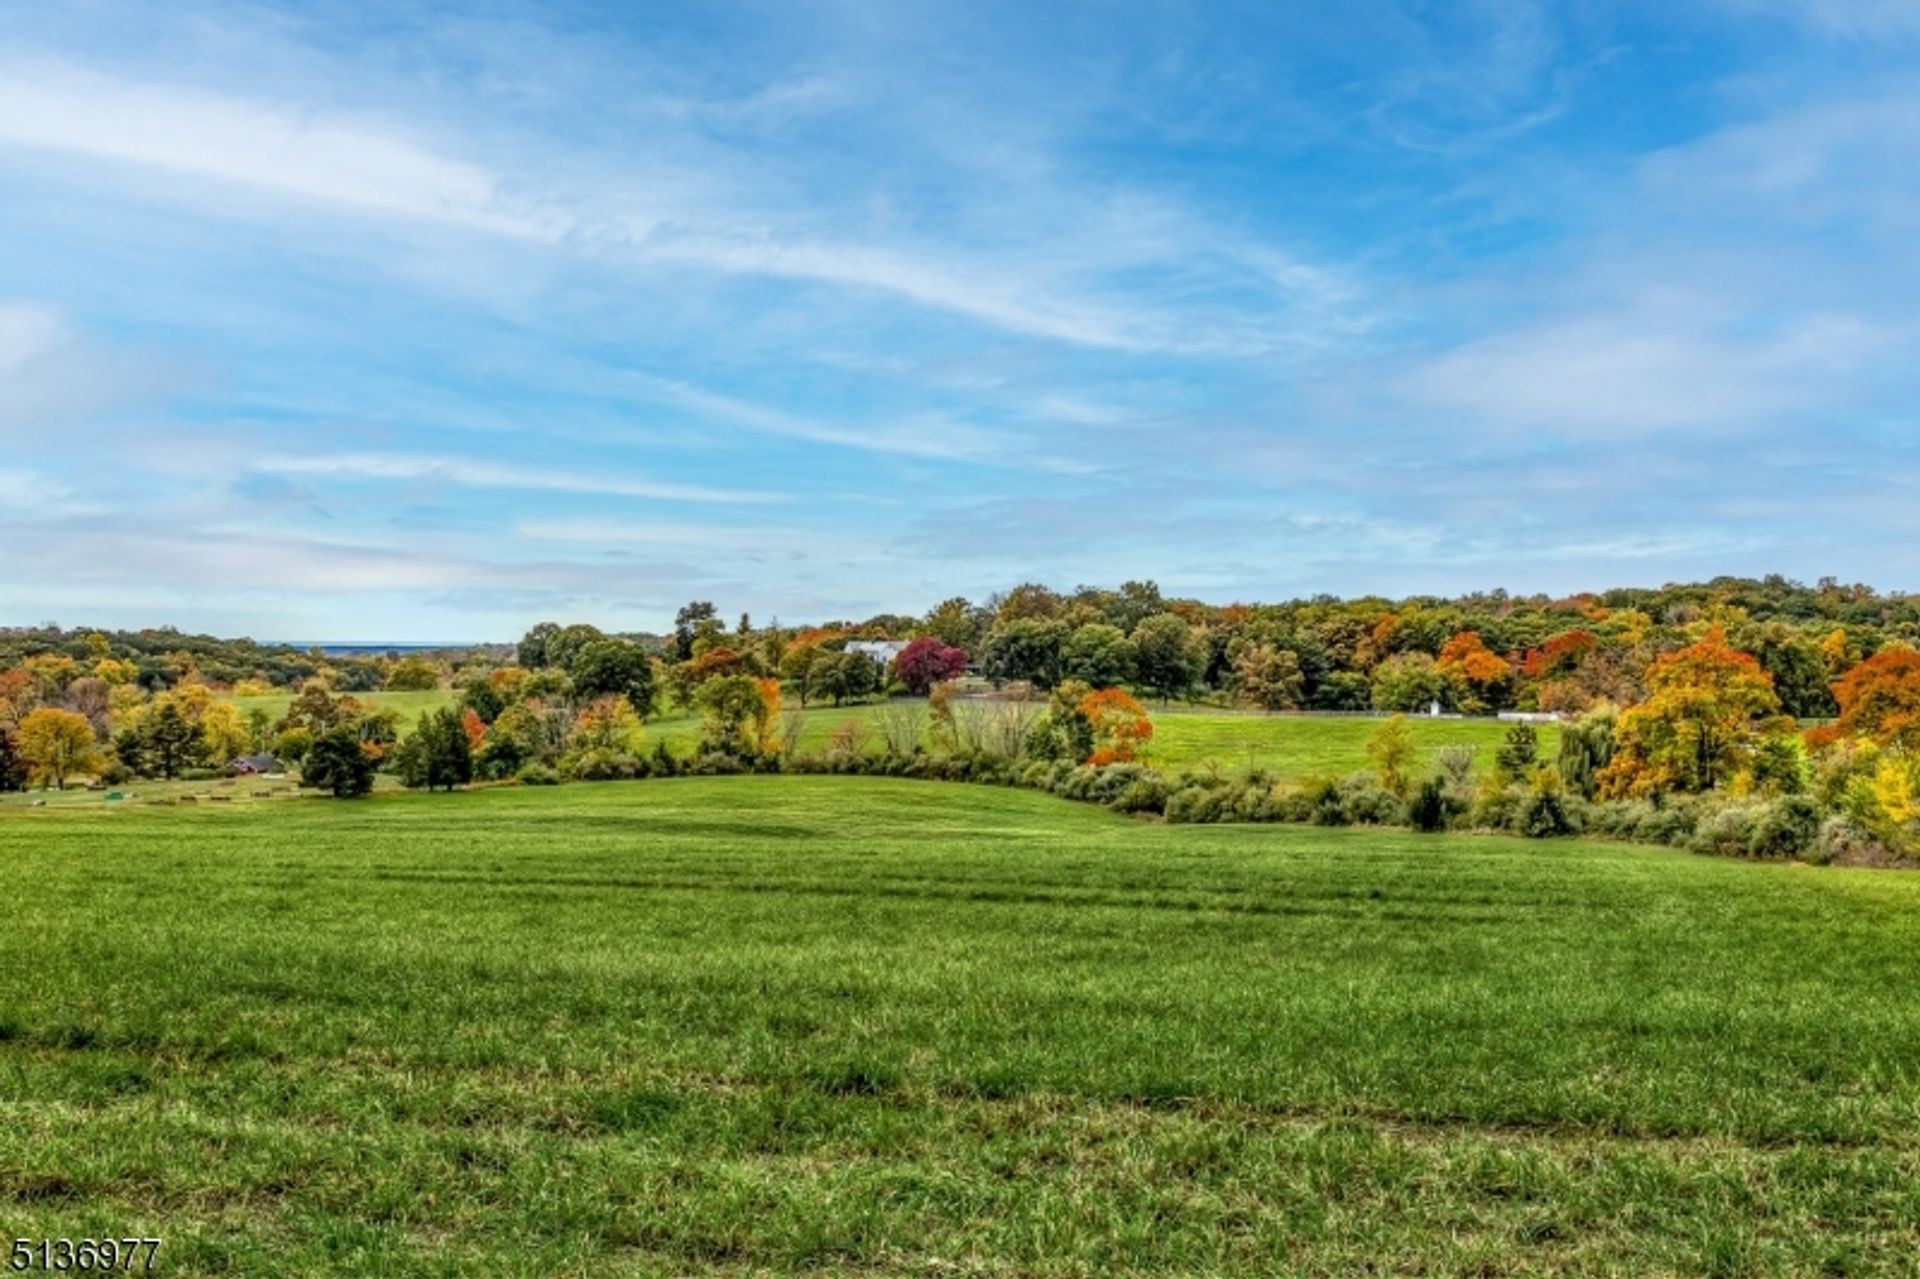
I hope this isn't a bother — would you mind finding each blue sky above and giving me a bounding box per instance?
[0,0,1915,639]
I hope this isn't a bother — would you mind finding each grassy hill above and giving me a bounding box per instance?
[2,777,1914,1274]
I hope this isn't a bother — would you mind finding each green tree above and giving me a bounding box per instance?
[981,618,1069,689]
[516,621,560,669]
[545,623,606,675]
[1495,723,1539,777]
[779,643,821,707]
[302,725,375,797]
[673,602,720,661]
[1370,653,1449,713]
[1061,624,1137,689]
[923,596,985,650]
[695,674,769,756]
[395,708,474,792]
[569,639,657,717]
[1130,613,1202,703]
[0,728,25,792]
[1555,707,1616,800]
[1028,681,1096,762]
[141,700,203,779]
[806,651,879,707]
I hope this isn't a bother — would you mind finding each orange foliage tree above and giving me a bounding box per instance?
[1815,648,1920,751]
[1079,688,1153,765]
[1436,631,1513,710]
[755,677,782,755]
[1597,633,1786,797]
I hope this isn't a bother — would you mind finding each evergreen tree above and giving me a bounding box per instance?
[0,728,25,792]
[143,701,202,779]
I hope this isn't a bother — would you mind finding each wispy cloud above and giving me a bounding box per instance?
[0,61,559,238]
[248,453,784,505]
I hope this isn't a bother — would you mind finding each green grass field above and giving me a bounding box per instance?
[3,778,1917,1275]
[643,701,1550,780]
[227,689,455,734]
[219,688,1546,782]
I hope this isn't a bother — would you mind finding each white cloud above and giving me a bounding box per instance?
[0,60,561,238]
[0,56,1363,357]
[1399,307,1888,433]
[248,452,783,504]
[1725,0,1920,36]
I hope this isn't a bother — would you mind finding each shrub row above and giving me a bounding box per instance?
[537,743,1880,865]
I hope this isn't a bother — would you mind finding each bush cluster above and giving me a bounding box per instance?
[538,735,1857,866]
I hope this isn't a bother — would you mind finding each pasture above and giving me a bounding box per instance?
[2,778,1917,1275]
[227,688,454,734]
[222,683,1545,783]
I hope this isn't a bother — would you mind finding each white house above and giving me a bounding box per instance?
[845,639,908,669]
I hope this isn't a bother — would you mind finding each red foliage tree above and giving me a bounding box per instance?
[461,708,488,752]
[893,637,969,695]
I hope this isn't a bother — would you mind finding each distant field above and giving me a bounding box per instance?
[211,690,1542,784]
[2,778,1916,1274]
[653,701,1551,779]
[227,688,455,732]
[1143,708,1559,776]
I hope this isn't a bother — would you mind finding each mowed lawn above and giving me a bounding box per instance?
[3,780,1918,1276]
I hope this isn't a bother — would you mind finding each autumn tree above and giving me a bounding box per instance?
[384,657,441,691]
[199,702,251,765]
[892,637,969,696]
[696,674,774,756]
[1597,634,1787,797]
[667,646,744,710]
[1080,688,1153,765]
[1232,644,1304,711]
[17,707,102,789]
[1365,714,1417,796]
[1436,631,1513,713]
[1821,648,1920,751]
[568,696,645,755]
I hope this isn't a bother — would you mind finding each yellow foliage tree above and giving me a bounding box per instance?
[1598,633,1786,798]
[18,707,102,790]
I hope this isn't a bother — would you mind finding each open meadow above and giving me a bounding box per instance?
[3,777,1917,1276]
[218,687,1550,784]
